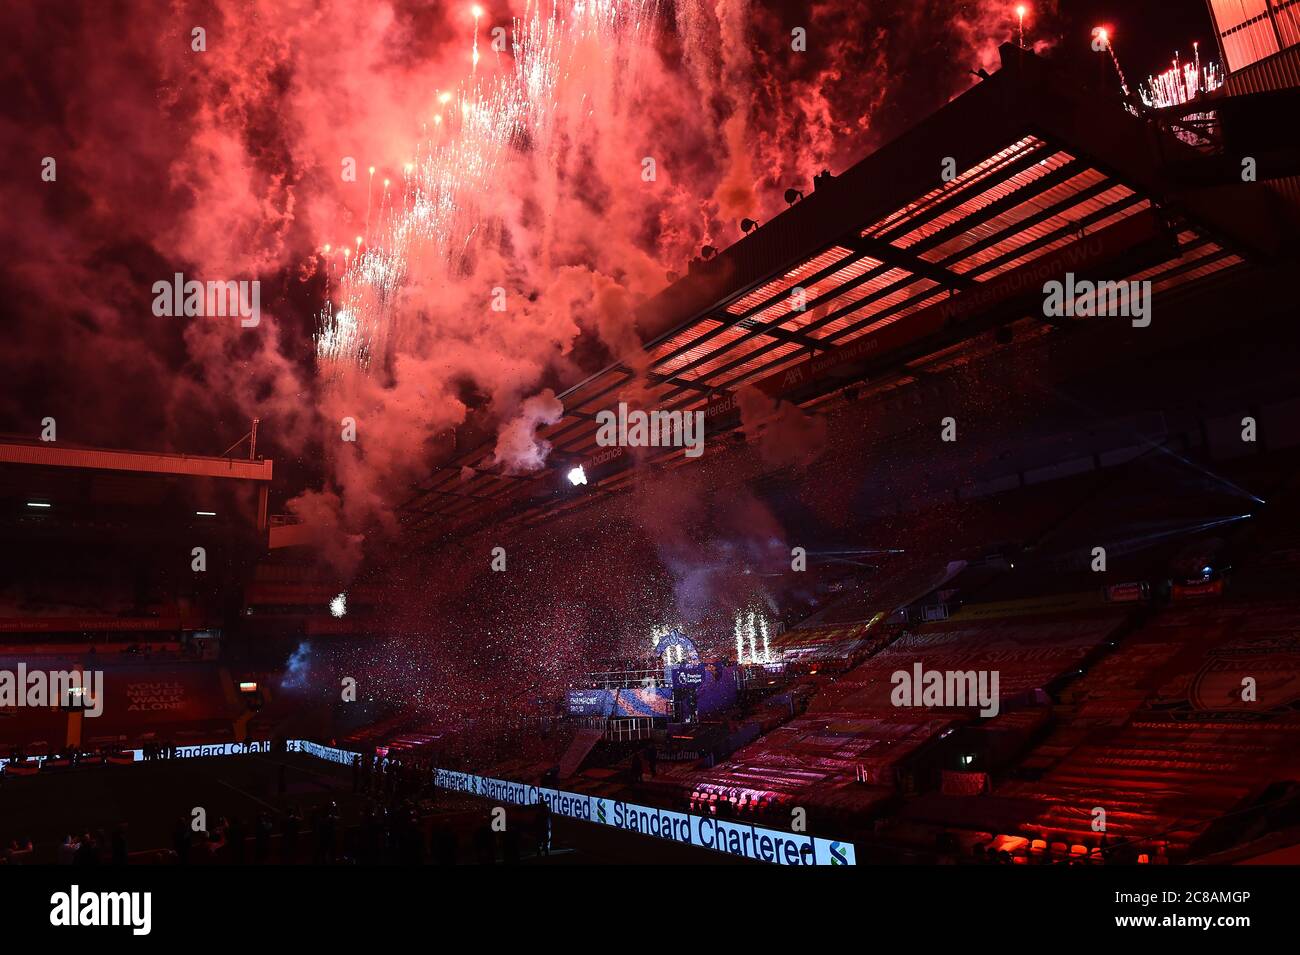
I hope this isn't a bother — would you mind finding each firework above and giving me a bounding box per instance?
[316,1,660,377]
[1139,44,1223,109]
[1094,26,1131,98]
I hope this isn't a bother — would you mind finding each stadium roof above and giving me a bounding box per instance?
[395,43,1293,548]
[0,439,273,482]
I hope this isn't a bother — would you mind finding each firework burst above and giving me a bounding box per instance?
[316,0,660,377]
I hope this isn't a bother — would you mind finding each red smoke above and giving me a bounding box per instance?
[1,0,1030,577]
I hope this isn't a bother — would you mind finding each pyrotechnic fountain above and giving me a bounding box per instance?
[1139,43,1223,109]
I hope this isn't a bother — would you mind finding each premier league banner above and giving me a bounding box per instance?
[433,768,856,866]
[566,688,616,716]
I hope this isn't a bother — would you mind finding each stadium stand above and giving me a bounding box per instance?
[987,601,1300,856]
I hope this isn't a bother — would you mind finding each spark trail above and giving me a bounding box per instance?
[316,0,660,376]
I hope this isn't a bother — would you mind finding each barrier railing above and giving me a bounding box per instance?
[604,717,655,741]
